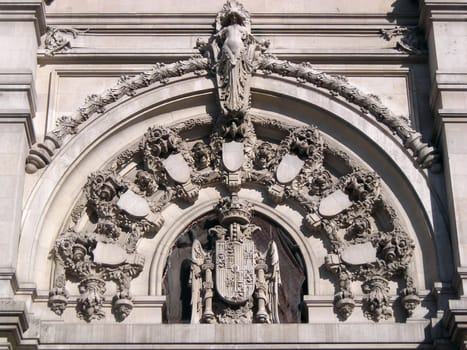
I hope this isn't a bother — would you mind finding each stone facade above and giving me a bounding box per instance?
[1,0,467,349]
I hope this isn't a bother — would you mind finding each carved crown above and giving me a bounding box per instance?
[217,195,253,225]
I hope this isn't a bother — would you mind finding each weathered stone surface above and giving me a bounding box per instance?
[6,0,466,349]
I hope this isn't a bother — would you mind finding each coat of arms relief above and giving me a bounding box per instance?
[47,0,420,324]
[189,196,281,324]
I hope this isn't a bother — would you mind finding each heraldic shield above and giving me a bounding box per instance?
[189,195,281,324]
[215,239,256,304]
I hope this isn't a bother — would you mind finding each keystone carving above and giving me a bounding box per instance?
[196,0,269,117]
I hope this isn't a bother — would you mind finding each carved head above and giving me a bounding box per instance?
[345,172,380,202]
[192,142,212,170]
[290,127,321,158]
[308,169,332,195]
[135,170,158,195]
[85,171,121,203]
[346,216,371,241]
[254,142,274,169]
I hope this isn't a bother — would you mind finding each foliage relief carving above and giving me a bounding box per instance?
[26,1,438,173]
[48,0,420,324]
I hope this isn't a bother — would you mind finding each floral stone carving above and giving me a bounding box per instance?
[49,170,154,321]
[42,26,85,56]
[380,26,427,56]
[48,0,420,324]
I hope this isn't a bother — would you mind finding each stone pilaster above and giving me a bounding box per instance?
[421,0,467,296]
[421,1,467,348]
[0,0,45,297]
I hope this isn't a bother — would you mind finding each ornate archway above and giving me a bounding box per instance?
[18,0,445,329]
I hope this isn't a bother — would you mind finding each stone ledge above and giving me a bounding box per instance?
[0,299,30,347]
[40,322,430,345]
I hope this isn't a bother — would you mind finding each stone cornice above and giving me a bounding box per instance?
[38,322,429,346]
[420,1,467,31]
[45,12,419,30]
[430,72,467,111]
[0,1,47,43]
[0,72,37,145]
[0,300,31,349]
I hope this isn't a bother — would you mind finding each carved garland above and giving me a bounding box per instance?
[26,1,437,173]
[49,120,419,322]
[47,0,420,324]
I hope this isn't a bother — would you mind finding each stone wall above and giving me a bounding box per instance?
[0,0,466,349]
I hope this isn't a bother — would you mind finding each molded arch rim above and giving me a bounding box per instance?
[148,197,319,296]
[19,74,444,291]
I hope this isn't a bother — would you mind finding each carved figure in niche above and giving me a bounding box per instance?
[215,1,252,115]
[189,195,281,324]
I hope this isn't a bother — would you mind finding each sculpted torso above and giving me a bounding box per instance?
[221,23,247,65]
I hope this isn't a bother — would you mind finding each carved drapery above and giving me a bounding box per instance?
[47,0,420,324]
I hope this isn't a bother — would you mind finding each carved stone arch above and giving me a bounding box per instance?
[147,195,318,297]
[146,194,317,323]
[23,74,441,243]
[19,0,448,325]
[19,70,445,324]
